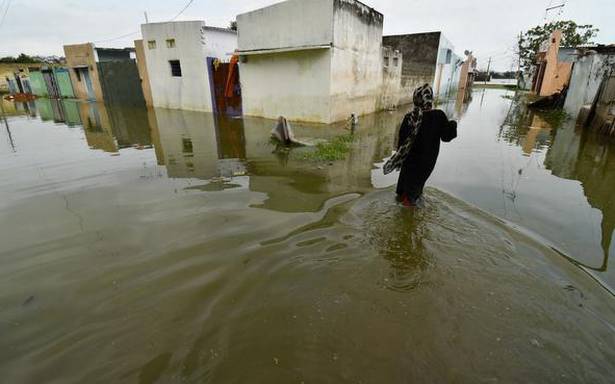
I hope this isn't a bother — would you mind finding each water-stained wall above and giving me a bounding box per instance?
[238,0,386,124]
[382,32,440,104]
[64,43,105,102]
[141,21,237,112]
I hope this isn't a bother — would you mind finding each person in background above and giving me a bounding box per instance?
[383,84,458,207]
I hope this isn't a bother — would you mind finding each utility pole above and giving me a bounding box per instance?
[517,32,523,87]
[485,57,492,85]
[144,11,149,24]
[0,100,15,152]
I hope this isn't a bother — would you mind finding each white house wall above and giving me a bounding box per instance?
[434,34,461,99]
[237,0,334,52]
[239,49,332,122]
[142,21,212,112]
[329,0,384,122]
[203,29,238,61]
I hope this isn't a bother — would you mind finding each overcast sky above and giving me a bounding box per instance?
[0,0,613,71]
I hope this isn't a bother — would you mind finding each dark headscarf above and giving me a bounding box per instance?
[383,84,433,175]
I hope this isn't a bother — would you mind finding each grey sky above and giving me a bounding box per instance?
[1,0,613,71]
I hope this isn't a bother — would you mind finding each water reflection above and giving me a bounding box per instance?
[4,93,615,382]
[498,96,615,273]
[3,91,615,284]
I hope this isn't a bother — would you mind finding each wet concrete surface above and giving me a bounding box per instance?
[1,89,615,383]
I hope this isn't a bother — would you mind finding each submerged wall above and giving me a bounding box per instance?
[565,52,615,117]
[134,39,154,107]
[141,21,237,112]
[434,34,462,99]
[240,49,332,122]
[64,43,105,102]
[382,32,440,104]
[329,0,384,122]
[97,60,146,106]
[238,0,385,123]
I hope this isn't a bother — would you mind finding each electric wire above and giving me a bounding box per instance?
[93,0,198,44]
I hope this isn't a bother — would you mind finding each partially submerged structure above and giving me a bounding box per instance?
[139,21,238,113]
[530,30,574,97]
[28,67,74,98]
[382,32,462,103]
[564,45,615,119]
[237,0,387,124]
[63,43,145,105]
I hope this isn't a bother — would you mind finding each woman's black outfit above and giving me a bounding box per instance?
[395,109,457,202]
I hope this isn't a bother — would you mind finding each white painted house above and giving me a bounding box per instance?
[237,0,385,124]
[141,21,237,112]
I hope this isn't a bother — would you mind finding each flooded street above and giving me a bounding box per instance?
[2,89,615,383]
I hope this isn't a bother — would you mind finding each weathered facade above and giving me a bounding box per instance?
[531,30,574,97]
[140,21,238,112]
[380,46,403,110]
[383,32,462,103]
[63,43,145,105]
[237,0,386,124]
[0,63,43,94]
[64,43,105,101]
[134,40,154,107]
[564,45,615,120]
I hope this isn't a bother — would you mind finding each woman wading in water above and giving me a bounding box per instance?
[383,84,458,207]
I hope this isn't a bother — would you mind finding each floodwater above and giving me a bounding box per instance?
[1,90,615,383]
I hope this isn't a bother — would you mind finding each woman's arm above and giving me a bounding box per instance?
[441,117,458,143]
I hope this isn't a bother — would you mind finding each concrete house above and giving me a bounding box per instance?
[531,30,574,97]
[28,66,75,98]
[564,45,615,120]
[237,0,386,124]
[382,32,462,103]
[140,21,238,112]
[63,43,145,105]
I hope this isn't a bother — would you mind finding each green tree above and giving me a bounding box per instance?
[518,20,598,71]
[0,53,41,63]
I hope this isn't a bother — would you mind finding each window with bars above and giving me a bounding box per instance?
[169,60,182,77]
[166,39,176,48]
[148,40,157,49]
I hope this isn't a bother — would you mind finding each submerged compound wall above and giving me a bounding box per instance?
[383,32,440,104]
[329,0,384,122]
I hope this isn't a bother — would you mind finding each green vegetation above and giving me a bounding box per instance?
[0,53,42,64]
[539,109,569,126]
[296,134,355,162]
[518,20,598,71]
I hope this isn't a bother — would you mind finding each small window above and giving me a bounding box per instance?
[166,39,176,48]
[384,57,389,67]
[74,69,81,82]
[393,57,399,67]
[169,60,182,77]
[148,40,157,49]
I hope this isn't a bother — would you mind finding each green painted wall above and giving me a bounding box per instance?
[54,68,75,98]
[29,71,48,97]
[35,98,53,121]
[62,100,82,126]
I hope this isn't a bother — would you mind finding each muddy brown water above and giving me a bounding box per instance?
[1,90,615,383]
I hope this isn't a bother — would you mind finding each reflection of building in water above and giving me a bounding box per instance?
[244,112,401,212]
[150,108,220,179]
[214,116,247,177]
[499,103,554,156]
[522,113,552,156]
[70,102,154,153]
[546,121,615,268]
